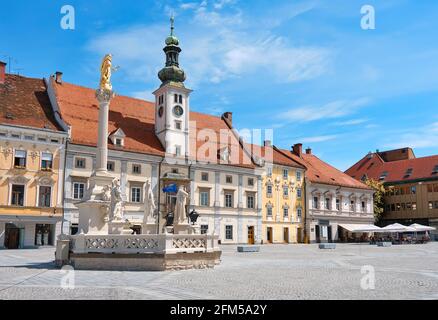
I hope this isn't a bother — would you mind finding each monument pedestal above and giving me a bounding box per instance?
[189,224,201,235]
[108,220,131,234]
[174,222,191,235]
[77,171,114,235]
[142,222,158,234]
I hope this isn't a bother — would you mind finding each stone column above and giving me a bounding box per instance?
[95,88,114,173]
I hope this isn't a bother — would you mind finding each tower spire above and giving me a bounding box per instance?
[158,15,186,86]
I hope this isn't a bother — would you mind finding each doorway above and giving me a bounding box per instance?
[283,227,289,243]
[247,226,255,244]
[266,227,273,243]
[5,223,20,249]
[297,227,303,243]
[315,225,320,243]
[328,226,332,243]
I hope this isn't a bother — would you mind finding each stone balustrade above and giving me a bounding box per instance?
[69,233,220,255]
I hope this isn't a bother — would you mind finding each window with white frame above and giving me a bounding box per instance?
[73,182,85,199]
[297,207,302,219]
[225,192,233,208]
[175,145,181,156]
[175,120,182,130]
[75,157,86,169]
[226,175,233,184]
[361,201,366,212]
[131,186,142,203]
[41,152,53,170]
[283,207,289,218]
[283,186,289,197]
[38,186,51,207]
[225,225,233,240]
[336,198,340,210]
[297,188,302,198]
[283,169,288,179]
[267,205,273,217]
[267,167,272,177]
[325,197,331,210]
[14,150,26,168]
[350,200,356,212]
[247,193,255,209]
[267,184,273,197]
[107,161,115,172]
[132,164,141,174]
[201,172,209,181]
[248,178,254,186]
[11,185,25,206]
[200,190,209,206]
[313,196,319,209]
[296,171,301,180]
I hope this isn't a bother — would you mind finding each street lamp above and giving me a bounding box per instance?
[188,209,199,225]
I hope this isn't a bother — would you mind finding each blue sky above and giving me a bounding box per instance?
[2,0,438,170]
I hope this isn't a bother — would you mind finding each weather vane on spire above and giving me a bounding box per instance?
[170,13,175,36]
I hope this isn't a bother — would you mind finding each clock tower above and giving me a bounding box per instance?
[153,16,192,161]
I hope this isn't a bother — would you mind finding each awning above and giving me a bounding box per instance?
[409,223,436,232]
[339,224,382,232]
[382,223,416,232]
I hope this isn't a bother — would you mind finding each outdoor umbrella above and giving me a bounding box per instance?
[409,223,436,231]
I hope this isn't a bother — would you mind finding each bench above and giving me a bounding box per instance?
[237,245,260,252]
[319,243,336,249]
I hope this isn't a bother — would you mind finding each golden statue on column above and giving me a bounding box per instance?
[99,54,113,91]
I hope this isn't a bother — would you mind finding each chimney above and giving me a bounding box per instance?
[222,112,232,125]
[0,61,6,85]
[55,71,63,84]
[292,143,303,157]
[305,147,312,155]
[264,140,271,147]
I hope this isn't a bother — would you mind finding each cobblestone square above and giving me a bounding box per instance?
[0,243,437,300]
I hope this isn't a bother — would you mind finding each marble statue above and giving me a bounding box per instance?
[143,180,156,223]
[99,54,113,91]
[174,186,189,225]
[111,179,123,221]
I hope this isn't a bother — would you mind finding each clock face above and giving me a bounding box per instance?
[158,106,164,118]
[173,105,184,117]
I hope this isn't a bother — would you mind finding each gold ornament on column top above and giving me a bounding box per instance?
[99,54,113,91]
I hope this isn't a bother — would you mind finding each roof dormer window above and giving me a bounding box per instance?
[109,127,126,148]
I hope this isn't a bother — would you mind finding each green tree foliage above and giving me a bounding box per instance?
[365,178,388,222]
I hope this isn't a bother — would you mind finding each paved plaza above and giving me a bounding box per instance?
[0,243,437,300]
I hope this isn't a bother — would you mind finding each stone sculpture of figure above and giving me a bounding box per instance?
[100,184,112,222]
[174,185,189,225]
[143,180,156,223]
[99,54,113,91]
[111,179,123,221]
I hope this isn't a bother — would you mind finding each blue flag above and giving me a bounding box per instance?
[162,183,178,193]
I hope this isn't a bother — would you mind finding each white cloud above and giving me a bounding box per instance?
[296,134,338,143]
[332,118,368,126]
[384,122,438,149]
[86,2,330,89]
[278,97,371,122]
[180,2,199,10]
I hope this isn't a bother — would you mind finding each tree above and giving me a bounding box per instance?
[365,178,388,222]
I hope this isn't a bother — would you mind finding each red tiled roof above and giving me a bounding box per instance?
[245,143,306,169]
[278,148,370,190]
[345,151,438,183]
[0,74,62,131]
[51,77,255,168]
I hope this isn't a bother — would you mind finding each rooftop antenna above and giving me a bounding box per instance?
[1,55,18,73]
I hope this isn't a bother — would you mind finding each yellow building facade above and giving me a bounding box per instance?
[261,145,306,244]
[0,72,68,249]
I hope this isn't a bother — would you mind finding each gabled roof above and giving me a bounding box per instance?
[0,74,63,131]
[49,76,255,168]
[345,150,438,183]
[245,143,306,169]
[278,148,371,190]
